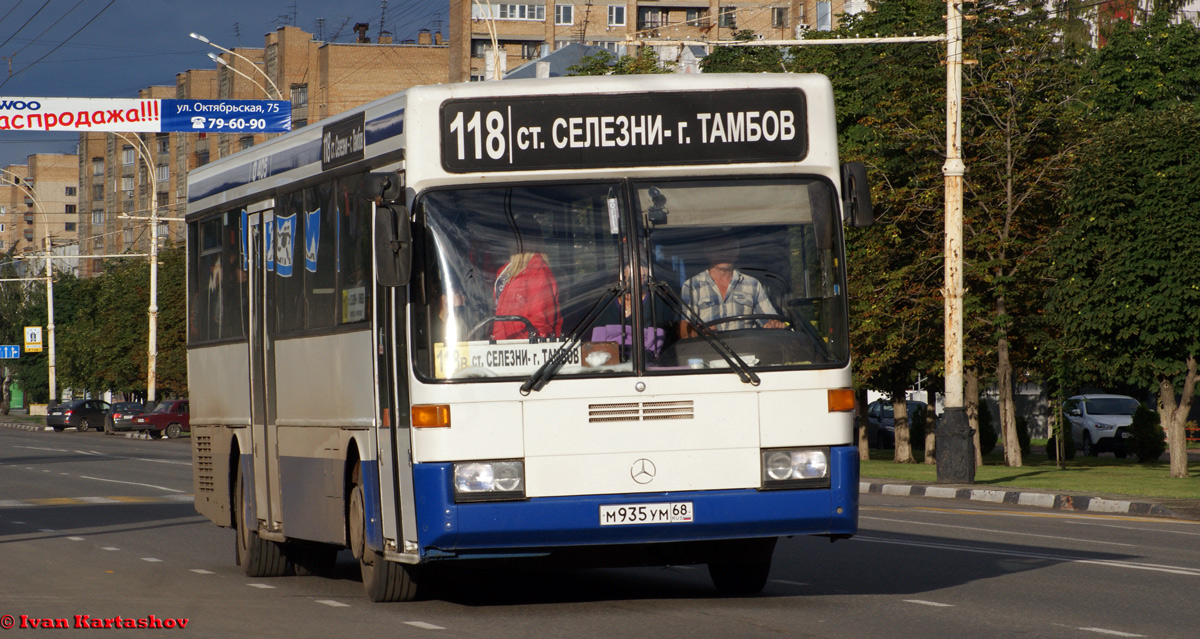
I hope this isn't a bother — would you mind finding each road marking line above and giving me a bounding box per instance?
[68,536,85,541]
[11,521,26,525]
[315,600,350,608]
[16,446,69,453]
[1079,628,1144,637]
[190,569,214,574]
[404,621,444,630]
[248,583,275,589]
[141,558,163,563]
[101,547,119,551]
[904,599,954,607]
[856,535,1200,577]
[771,580,808,586]
[78,476,186,493]
[38,528,55,532]
[861,515,1138,547]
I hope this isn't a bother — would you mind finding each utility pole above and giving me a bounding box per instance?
[936,0,975,484]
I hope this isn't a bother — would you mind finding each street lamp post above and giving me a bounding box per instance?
[1,168,56,408]
[189,32,283,100]
[113,132,160,404]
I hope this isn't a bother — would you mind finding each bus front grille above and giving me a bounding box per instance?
[588,400,694,423]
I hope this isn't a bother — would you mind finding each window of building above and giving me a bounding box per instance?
[291,84,308,108]
[292,118,307,128]
[521,42,542,59]
[772,7,788,28]
[157,134,170,155]
[240,136,255,151]
[122,146,135,166]
[121,176,134,194]
[817,0,832,30]
[473,4,545,20]
[24,229,34,242]
[608,4,626,26]
[555,4,573,25]
[685,8,709,26]
[65,204,76,215]
[65,222,77,232]
[157,165,169,182]
[92,158,104,176]
[92,184,104,200]
[471,39,490,58]
[639,8,665,29]
[92,210,105,225]
[718,5,736,28]
[65,186,77,196]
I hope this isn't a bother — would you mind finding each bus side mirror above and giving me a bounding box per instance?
[375,204,412,287]
[841,162,874,227]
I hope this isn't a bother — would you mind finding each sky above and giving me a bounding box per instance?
[0,0,448,168]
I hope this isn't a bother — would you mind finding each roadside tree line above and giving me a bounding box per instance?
[0,245,186,413]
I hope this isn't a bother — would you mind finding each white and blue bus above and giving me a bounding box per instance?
[186,73,873,601]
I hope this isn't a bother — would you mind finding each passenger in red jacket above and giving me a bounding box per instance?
[492,252,562,340]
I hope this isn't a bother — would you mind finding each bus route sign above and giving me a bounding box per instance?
[440,89,807,173]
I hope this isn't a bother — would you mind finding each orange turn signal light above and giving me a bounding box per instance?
[412,404,451,428]
[827,388,856,413]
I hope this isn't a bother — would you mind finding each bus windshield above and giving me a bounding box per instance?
[411,177,849,382]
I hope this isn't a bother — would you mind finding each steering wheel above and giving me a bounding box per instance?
[468,315,539,340]
[704,314,792,331]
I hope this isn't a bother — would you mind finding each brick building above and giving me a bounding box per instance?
[1,154,79,263]
[450,0,862,82]
[76,24,449,278]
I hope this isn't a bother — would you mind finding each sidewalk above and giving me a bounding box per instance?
[861,477,1200,521]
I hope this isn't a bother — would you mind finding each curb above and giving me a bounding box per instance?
[1,422,152,439]
[860,479,1184,519]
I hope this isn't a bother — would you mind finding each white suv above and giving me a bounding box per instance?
[1063,394,1141,458]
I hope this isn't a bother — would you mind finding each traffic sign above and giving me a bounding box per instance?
[24,326,42,352]
[0,345,20,359]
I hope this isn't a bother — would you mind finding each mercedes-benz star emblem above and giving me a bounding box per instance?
[630,458,656,484]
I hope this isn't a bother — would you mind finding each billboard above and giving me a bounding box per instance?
[0,97,291,133]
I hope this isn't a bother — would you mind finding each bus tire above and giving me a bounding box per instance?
[349,475,418,602]
[235,463,288,578]
[707,537,777,596]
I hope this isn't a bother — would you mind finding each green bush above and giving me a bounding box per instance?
[1016,415,1031,456]
[977,403,997,456]
[1129,405,1166,463]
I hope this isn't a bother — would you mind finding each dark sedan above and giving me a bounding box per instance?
[105,401,145,434]
[45,399,111,433]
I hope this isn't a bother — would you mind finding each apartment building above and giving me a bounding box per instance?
[76,24,449,278]
[1,155,79,262]
[450,0,860,82]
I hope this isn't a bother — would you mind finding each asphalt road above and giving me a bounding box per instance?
[2,426,1199,638]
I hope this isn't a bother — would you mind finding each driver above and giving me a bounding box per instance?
[680,236,785,337]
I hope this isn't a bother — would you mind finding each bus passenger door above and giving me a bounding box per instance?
[247,205,281,534]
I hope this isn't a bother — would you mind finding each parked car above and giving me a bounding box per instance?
[105,401,145,434]
[131,399,190,439]
[45,399,111,433]
[866,399,928,448]
[1063,394,1140,458]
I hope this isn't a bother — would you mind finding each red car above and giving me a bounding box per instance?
[132,399,190,439]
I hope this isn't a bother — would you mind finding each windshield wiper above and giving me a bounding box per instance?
[521,283,625,395]
[648,281,760,386]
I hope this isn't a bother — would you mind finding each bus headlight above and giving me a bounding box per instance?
[453,460,525,502]
[761,448,830,489]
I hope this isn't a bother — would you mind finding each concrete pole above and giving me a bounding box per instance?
[115,133,158,404]
[936,0,975,483]
[44,234,56,408]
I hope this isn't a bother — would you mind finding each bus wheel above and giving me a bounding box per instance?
[349,473,418,602]
[235,463,288,577]
[707,537,777,596]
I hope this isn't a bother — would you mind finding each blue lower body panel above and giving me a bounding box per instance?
[413,445,858,557]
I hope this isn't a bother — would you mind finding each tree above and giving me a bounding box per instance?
[1046,105,1200,478]
[567,48,673,76]
[960,1,1089,466]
